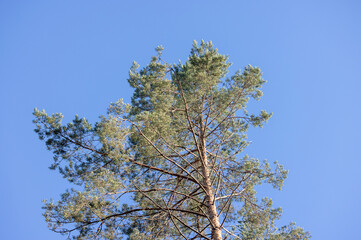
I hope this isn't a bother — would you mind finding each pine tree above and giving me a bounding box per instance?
[33,41,310,240]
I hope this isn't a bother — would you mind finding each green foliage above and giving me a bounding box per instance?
[34,41,310,239]
[238,198,310,240]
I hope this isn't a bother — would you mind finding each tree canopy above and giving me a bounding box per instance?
[33,41,310,240]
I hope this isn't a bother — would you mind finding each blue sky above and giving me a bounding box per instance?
[1,1,360,239]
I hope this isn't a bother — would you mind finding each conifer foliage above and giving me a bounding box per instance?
[34,41,310,239]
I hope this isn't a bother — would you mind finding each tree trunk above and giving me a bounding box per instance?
[199,120,222,240]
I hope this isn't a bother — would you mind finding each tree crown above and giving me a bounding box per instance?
[34,40,310,240]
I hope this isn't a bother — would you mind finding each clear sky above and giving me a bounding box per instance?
[1,1,360,239]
